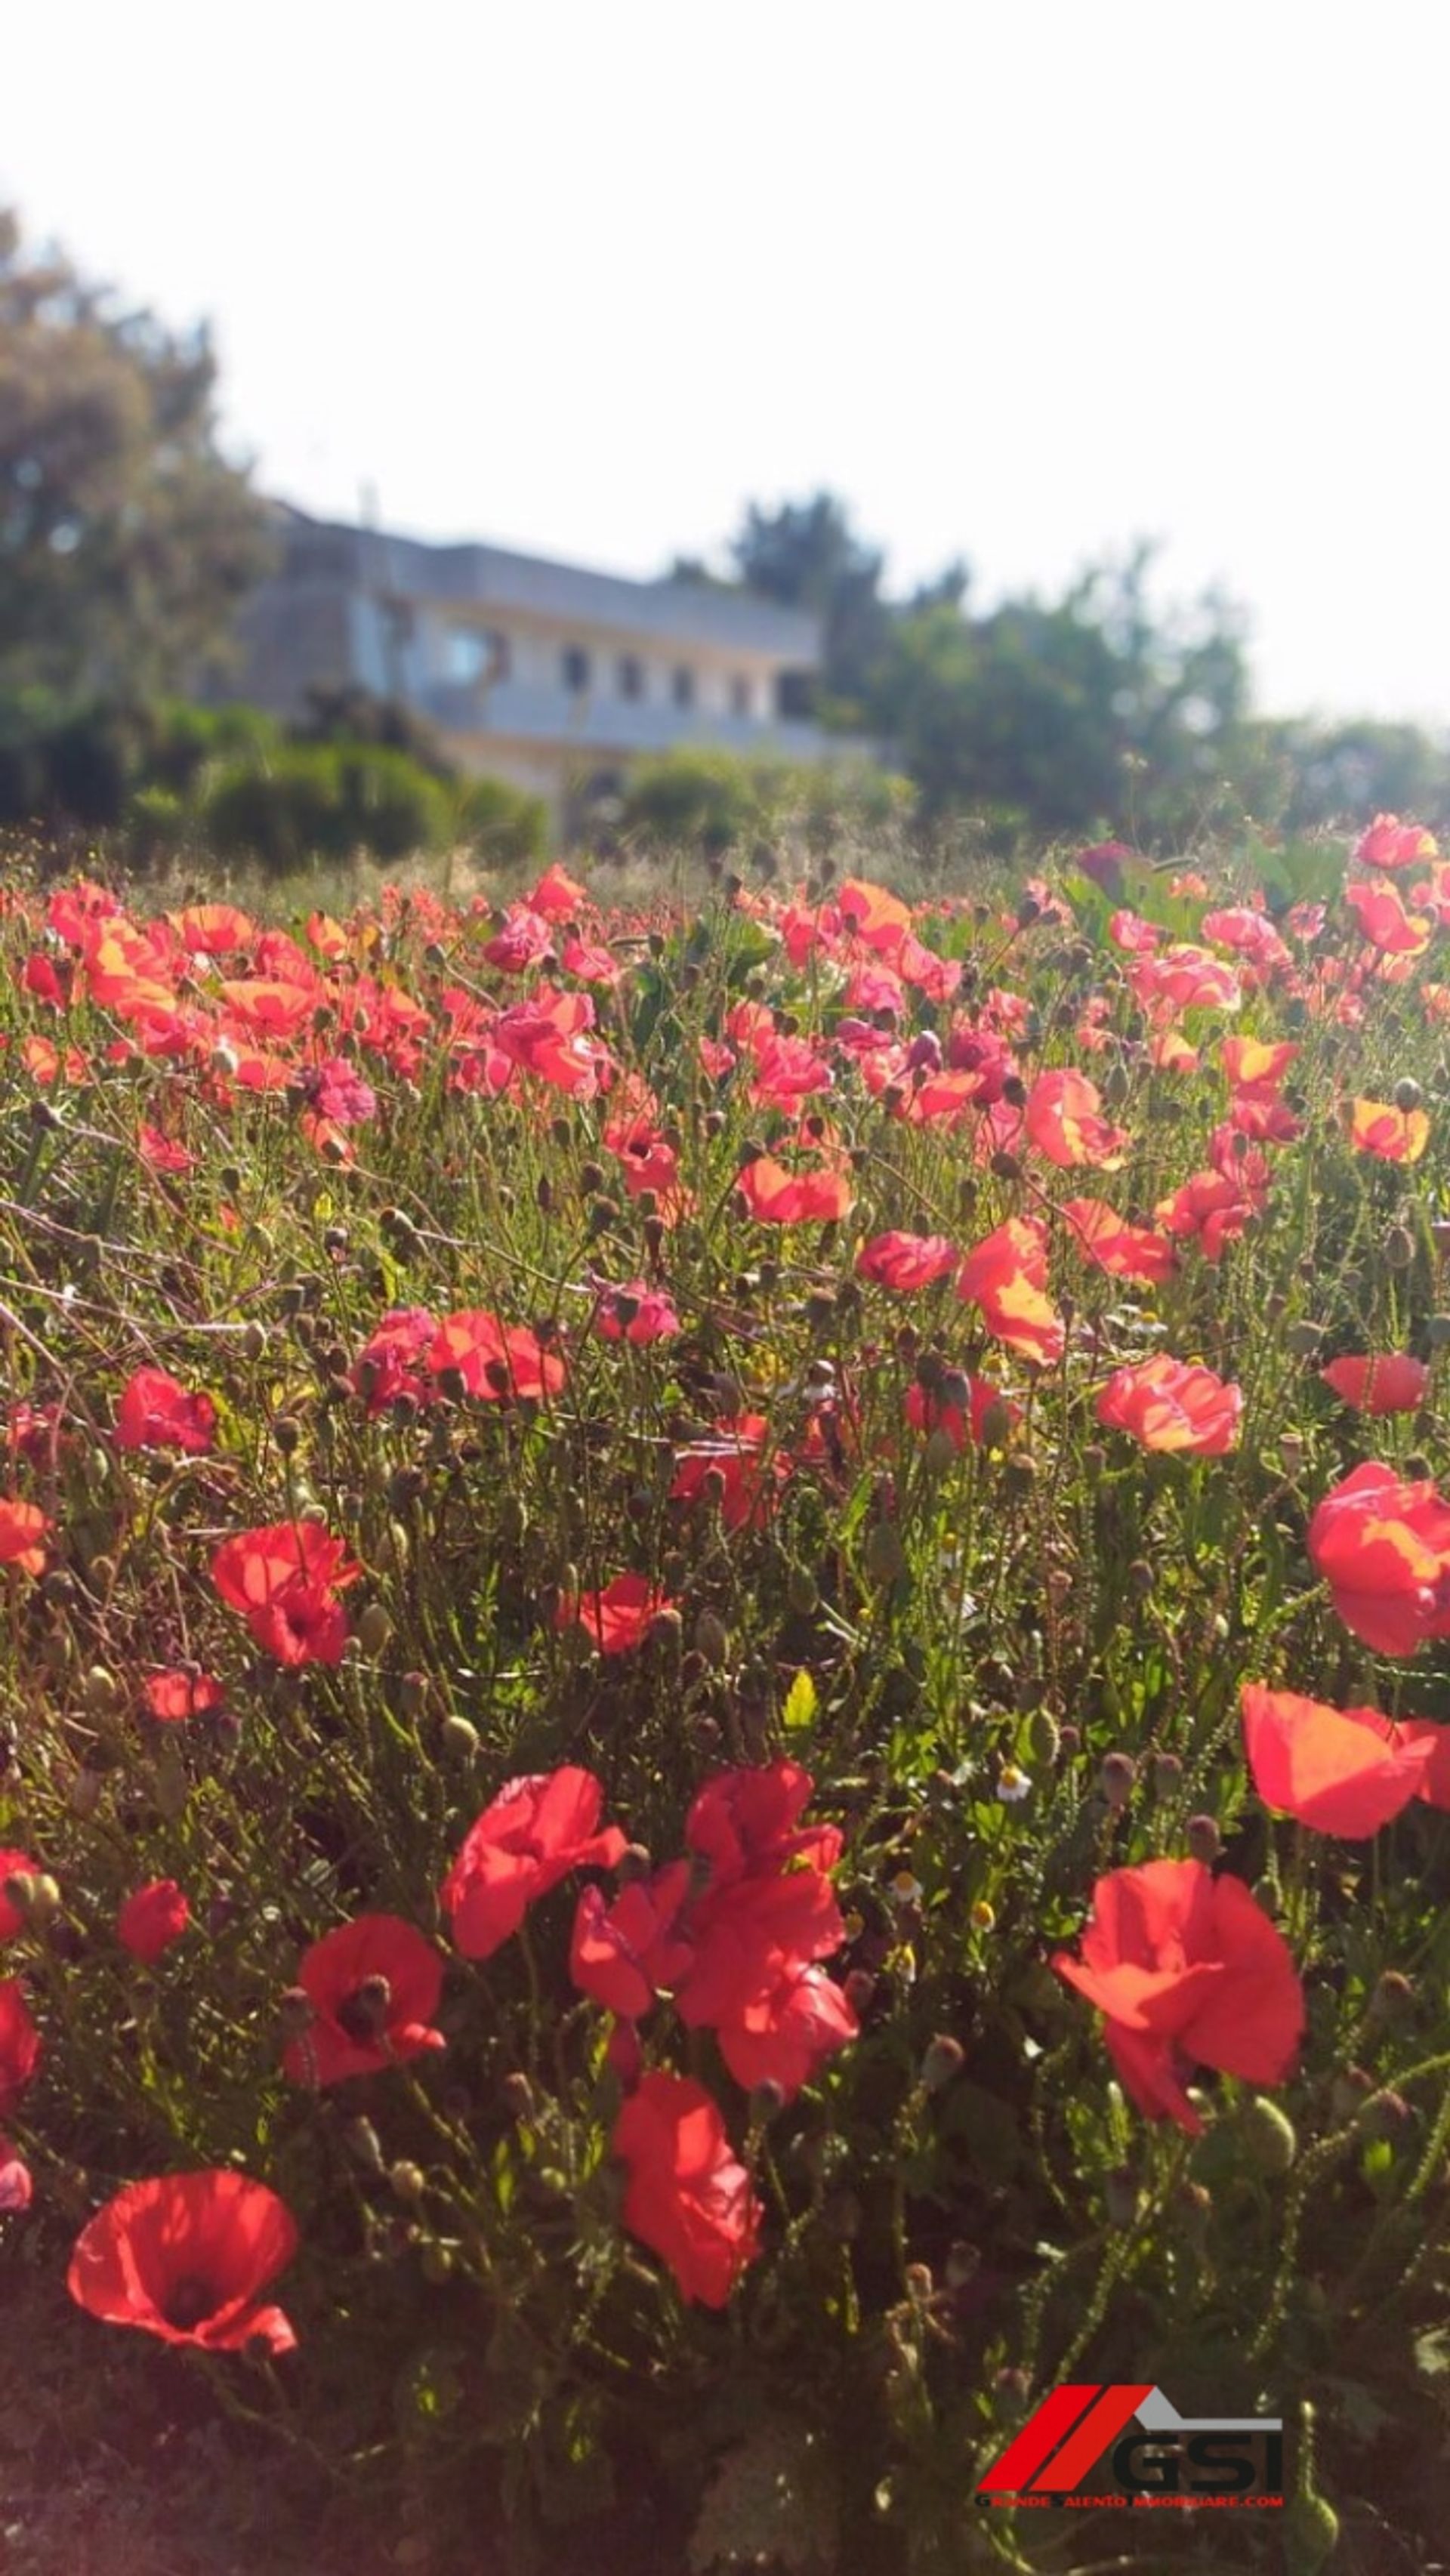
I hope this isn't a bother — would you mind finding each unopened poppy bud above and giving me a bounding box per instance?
[1361,2088,1412,2141]
[400,1671,430,1716]
[1394,1077,1424,1112]
[440,1713,479,1758]
[820,2187,862,2241]
[1014,1711,1056,1773]
[42,1568,77,1608]
[970,1898,996,1933]
[1003,1454,1037,1503]
[67,1765,103,1817]
[344,2115,385,2173]
[1127,1559,1154,1600]
[502,2072,535,2122]
[844,1969,877,2015]
[699,1464,727,1509]
[787,1566,819,1616]
[1285,1319,1322,1357]
[1284,2492,1340,2573]
[922,1427,958,1479]
[693,1609,729,1667]
[1331,2066,1374,2122]
[273,1414,302,1457]
[648,1606,683,1648]
[436,1365,469,1405]
[1104,2164,1140,2226]
[921,2034,965,2093]
[1152,1751,1183,1794]
[1186,1812,1220,1863]
[279,1986,315,2041]
[1384,1224,1415,1271]
[1099,1751,1136,1809]
[976,1397,1013,1448]
[905,2261,934,2303]
[990,1149,1023,1182]
[242,1319,269,1362]
[419,2241,454,2284]
[993,2366,1031,2416]
[82,1665,119,1714]
[389,2161,427,2204]
[356,1603,392,1658]
[1368,1968,1415,2025]
[1239,2096,1297,2174]
[865,1522,907,1586]
[617,1842,652,1885]
[388,1466,426,1513]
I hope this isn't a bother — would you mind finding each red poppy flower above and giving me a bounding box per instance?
[713,1963,858,2099]
[671,1414,791,1532]
[1349,1098,1430,1163]
[169,902,257,955]
[114,1368,218,1455]
[1319,1353,1430,1417]
[855,1232,959,1291]
[350,1307,439,1414]
[611,2072,763,2308]
[428,1310,566,1402]
[443,1766,627,1961]
[1052,1859,1303,2133]
[1220,1038,1298,1089]
[283,1913,446,2086]
[137,1124,197,1174]
[0,1498,48,1576]
[1241,1685,1436,1837]
[143,1670,224,1723]
[1344,878,1431,956]
[1095,1354,1242,1455]
[736,1155,855,1226]
[0,1849,42,1942]
[1024,1069,1129,1170]
[569,1862,695,2020]
[0,2135,31,2210]
[904,1377,1019,1450]
[117,1880,191,1965]
[526,862,589,922]
[1153,1166,1263,1264]
[1060,1198,1179,1285]
[592,1279,681,1344]
[67,2170,298,2354]
[1307,1461,1450,1655]
[0,1979,41,2116]
[957,1218,1066,1367]
[686,1760,842,1884]
[210,1520,361,1668]
[557,1572,674,1655]
[1354,814,1439,873]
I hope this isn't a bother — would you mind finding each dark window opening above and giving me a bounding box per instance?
[618,654,644,701]
[775,669,815,721]
[562,645,592,694]
[672,665,696,708]
[730,674,754,719]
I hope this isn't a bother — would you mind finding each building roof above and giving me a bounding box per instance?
[271,506,822,662]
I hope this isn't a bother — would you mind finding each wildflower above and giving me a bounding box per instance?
[1060,1197,1179,1285]
[0,2135,31,2209]
[1348,1098,1430,1164]
[67,2170,298,2353]
[997,1764,1032,1803]
[611,2072,763,2308]
[1241,1685,1436,1837]
[957,1218,1065,1366]
[736,1154,855,1226]
[671,1415,790,1532]
[143,1671,224,1723]
[0,1849,42,1941]
[282,1914,446,2085]
[556,1572,676,1655]
[114,1368,218,1455]
[1095,1355,1243,1455]
[855,1232,960,1291]
[1023,1068,1129,1170]
[1319,1353,1429,1417]
[569,1864,695,2019]
[0,1980,40,2115]
[428,1310,566,1402]
[117,1880,191,1965]
[0,1498,48,1576]
[210,1520,361,1668]
[1052,1858,1303,2133]
[443,1766,627,1961]
[592,1279,681,1344]
[1307,1461,1450,1655]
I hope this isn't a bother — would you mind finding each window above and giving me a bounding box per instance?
[443,625,508,686]
[617,654,645,702]
[671,664,696,709]
[775,669,815,721]
[562,645,592,694]
[730,674,754,719]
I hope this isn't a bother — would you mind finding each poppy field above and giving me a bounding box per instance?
[4,822,1450,2572]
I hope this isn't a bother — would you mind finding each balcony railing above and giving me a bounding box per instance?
[415,679,838,761]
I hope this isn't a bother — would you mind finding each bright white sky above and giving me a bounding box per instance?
[6,0,1448,725]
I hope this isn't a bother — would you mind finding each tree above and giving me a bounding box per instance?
[730,492,896,722]
[0,207,273,703]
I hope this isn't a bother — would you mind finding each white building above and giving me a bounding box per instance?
[221,505,835,833]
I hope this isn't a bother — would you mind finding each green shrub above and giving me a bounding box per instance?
[455,772,549,867]
[202,742,452,872]
[621,747,915,859]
